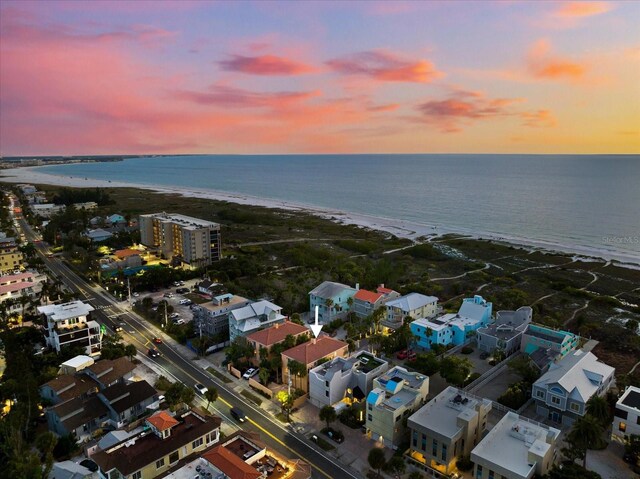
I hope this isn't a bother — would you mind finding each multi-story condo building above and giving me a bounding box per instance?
[471,412,560,479]
[0,240,23,273]
[38,301,101,355]
[411,295,492,350]
[92,410,221,479]
[309,281,357,322]
[0,271,47,315]
[477,306,532,356]
[139,212,221,267]
[309,351,389,408]
[611,386,640,443]
[365,366,429,447]
[532,349,615,427]
[384,293,439,331]
[192,293,251,338]
[521,324,579,371]
[228,300,286,342]
[406,387,492,476]
[281,336,349,392]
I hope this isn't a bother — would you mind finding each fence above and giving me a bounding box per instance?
[248,378,274,399]
[227,364,242,379]
[463,352,523,393]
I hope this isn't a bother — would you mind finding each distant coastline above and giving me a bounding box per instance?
[1,164,639,269]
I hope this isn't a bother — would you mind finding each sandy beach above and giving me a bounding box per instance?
[2,166,639,268]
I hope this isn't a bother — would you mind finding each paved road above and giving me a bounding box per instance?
[14,207,360,479]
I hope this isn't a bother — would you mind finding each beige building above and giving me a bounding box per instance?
[92,409,221,479]
[0,242,23,273]
[139,213,221,268]
[407,387,492,476]
[471,412,560,479]
[365,366,429,447]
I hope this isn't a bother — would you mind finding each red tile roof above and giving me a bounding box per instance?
[146,411,179,432]
[203,446,262,479]
[246,321,309,347]
[282,336,348,366]
[354,289,384,303]
[376,286,396,294]
[114,248,141,259]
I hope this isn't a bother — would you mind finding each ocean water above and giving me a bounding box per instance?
[36,154,640,262]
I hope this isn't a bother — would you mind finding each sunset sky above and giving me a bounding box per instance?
[1,0,639,155]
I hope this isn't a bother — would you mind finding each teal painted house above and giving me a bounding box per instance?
[521,323,579,370]
[309,281,357,322]
[411,295,492,349]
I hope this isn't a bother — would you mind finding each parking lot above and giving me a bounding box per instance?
[139,278,203,325]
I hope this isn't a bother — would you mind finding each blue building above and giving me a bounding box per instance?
[411,295,493,349]
[309,281,357,322]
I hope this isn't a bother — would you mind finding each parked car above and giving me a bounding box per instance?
[169,312,180,319]
[172,318,185,325]
[176,287,189,294]
[148,348,160,358]
[230,407,246,422]
[243,368,259,380]
[194,383,208,394]
[179,299,192,305]
[406,351,417,362]
[163,292,174,298]
[479,351,490,360]
[132,292,140,297]
[396,350,409,360]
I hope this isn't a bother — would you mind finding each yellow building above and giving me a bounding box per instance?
[0,246,23,273]
[92,410,221,479]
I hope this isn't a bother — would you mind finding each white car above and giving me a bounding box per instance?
[172,318,185,325]
[179,299,191,305]
[194,383,208,395]
[242,368,259,380]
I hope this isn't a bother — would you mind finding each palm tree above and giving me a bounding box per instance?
[124,344,137,362]
[325,298,334,324]
[204,387,218,411]
[586,395,610,427]
[567,415,604,468]
[259,368,270,386]
[319,405,337,430]
[347,296,354,316]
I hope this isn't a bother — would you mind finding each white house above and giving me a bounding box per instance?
[228,300,286,342]
[612,386,640,443]
[38,301,101,355]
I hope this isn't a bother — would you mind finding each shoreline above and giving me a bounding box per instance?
[2,166,639,268]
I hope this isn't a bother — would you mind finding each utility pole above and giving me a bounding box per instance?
[127,277,131,305]
[164,301,168,328]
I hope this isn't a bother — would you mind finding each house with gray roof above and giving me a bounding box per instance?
[309,281,357,322]
[532,349,615,427]
[477,306,532,356]
[228,299,286,341]
[384,293,439,331]
[309,351,389,408]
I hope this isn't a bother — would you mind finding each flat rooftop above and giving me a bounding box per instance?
[381,388,418,411]
[142,212,219,229]
[409,387,487,439]
[413,312,480,331]
[620,386,640,409]
[163,457,222,479]
[471,412,559,479]
[198,295,249,314]
[38,300,95,321]
[377,366,426,390]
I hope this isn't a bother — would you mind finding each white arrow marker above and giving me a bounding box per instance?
[310,305,323,338]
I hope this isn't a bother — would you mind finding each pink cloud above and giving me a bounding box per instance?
[218,54,317,75]
[415,89,554,133]
[526,39,586,80]
[555,1,612,18]
[174,85,320,109]
[326,50,443,83]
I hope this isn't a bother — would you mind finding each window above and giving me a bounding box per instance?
[476,464,483,479]
[432,439,437,457]
[551,395,561,405]
[132,472,142,479]
[169,451,179,464]
[421,433,427,451]
[412,430,418,448]
[569,402,580,412]
[367,414,372,422]
[619,422,627,432]
[395,415,401,422]
[488,471,495,479]
[615,408,628,420]
[156,458,165,469]
[536,390,545,399]
[325,391,329,397]
[441,443,447,461]
[192,437,203,449]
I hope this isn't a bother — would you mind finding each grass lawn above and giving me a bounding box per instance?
[240,389,262,406]
[206,367,233,384]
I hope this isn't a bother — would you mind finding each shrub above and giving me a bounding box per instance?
[456,455,474,472]
[461,346,474,354]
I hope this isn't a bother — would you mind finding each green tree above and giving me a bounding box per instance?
[204,388,218,411]
[319,405,337,430]
[439,356,473,386]
[565,415,604,468]
[544,463,601,479]
[586,395,610,427]
[259,368,270,386]
[124,344,137,362]
[180,387,195,407]
[367,447,386,478]
[35,431,58,478]
[385,456,406,475]
[277,390,294,422]
[325,298,334,323]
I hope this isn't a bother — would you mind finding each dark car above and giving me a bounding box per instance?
[479,351,490,360]
[230,407,246,422]
[176,287,189,294]
[152,337,162,344]
[148,348,160,358]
